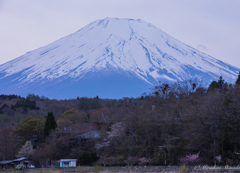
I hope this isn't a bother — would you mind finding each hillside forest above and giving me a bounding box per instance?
[0,72,240,167]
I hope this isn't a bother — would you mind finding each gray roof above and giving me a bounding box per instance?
[13,157,28,162]
[0,157,29,165]
[60,159,77,162]
[0,160,13,164]
[75,130,100,139]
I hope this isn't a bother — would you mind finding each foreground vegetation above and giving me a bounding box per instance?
[0,72,240,168]
[2,166,240,173]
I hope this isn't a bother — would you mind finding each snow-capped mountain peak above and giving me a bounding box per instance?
[0,18,238,99]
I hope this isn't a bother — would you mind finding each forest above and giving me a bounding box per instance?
[0,72,240,167]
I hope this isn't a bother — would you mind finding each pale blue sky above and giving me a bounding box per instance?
[0,0,239,68]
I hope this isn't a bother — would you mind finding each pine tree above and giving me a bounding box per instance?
[209,81,219,90]
[44,111,57,138]
[218,76,225,89]
[236,71,240,85]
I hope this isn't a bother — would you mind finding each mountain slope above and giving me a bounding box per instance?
[0,18,239,99]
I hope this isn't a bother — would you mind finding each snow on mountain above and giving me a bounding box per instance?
[0,18,239,99]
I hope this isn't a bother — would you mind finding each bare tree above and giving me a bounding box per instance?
[0,126,15,160]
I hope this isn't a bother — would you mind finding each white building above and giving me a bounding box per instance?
[59,159,77,167]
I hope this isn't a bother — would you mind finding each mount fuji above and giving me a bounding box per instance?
[0,18,239,99]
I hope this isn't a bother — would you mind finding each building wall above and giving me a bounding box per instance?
[70,161,76,167]
[59,161,76,167]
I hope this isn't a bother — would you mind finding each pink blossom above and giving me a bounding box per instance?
[138,157,152,165]
[179,152,200,164]
[216,155,221,163]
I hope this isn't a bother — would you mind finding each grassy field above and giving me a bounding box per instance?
[0,165,239,173]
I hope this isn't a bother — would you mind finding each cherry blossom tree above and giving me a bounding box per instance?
[216,155,222,163]
[179,152,200,165]
[138,157,152,166]
[16,140,34,158]
[95,122,125,150]
[97,155,107,167]
[124,156,138,166]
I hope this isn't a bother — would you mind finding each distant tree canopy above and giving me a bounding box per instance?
[209,81,219,89]
[62,108,78,117]
[77,151,98,165]
[78,96,102,110]
[57,108,89,130]
[44,111,57,138]
[14,116,46,142]
[105,99,118,108]
[0,94,21,100]
[0,104,9,114]
[26,93,49,100]
[11,99,40,110]
[2,74,240,166]
[209,76,226,90]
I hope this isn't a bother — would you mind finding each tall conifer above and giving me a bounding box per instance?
[236,71,240,85]
[44,111,57,138]
[218,76,224,89]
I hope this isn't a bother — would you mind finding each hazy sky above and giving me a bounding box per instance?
[0,0,240,68]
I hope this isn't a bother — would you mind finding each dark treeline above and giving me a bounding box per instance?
[0,72,240,167]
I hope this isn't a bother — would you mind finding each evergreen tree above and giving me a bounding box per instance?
[44,111,57,138]
[236,71,240,85]
[218,76,225,89]
[78,97,101,110]
[209,81,219,90]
